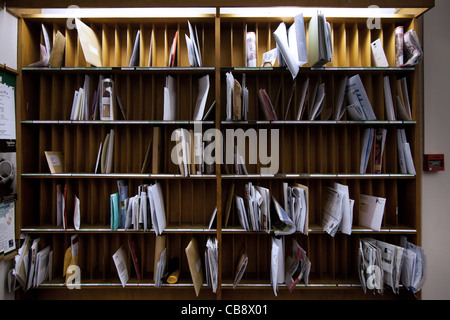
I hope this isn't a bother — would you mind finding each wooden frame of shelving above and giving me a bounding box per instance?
[12,2,432,300]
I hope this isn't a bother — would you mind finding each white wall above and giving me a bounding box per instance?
[422,0,450,300]
[0,7,18,70]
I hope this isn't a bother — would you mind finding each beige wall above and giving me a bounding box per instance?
[0,7,18,69]
[422,0,450,300]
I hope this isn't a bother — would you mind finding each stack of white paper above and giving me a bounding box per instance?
[400,236,427,295]
[397,128,416,175]
[270,236,284,297]
[123,182,166,235]
[205,236,218,293]
[383,76,396,121]
[271,195,296,236]
[358,238,384,294]
[148,182,167,235]
[163,75,177,120]
[185,21,202,67]
[346,74,377,121]
[10,235,53,291]
[309,82,326,120]
[255,186,271,233]
[192,75,210,121]
[70,74,92,120]
[321,186,344,236]
[359,194,386,231]
[113,245,129,287]
[371,38,389,67]
[273,13,308,79]
[307,10,332,68]
[129,30,140,67]
[360,128,374,174]
[283,182,309,234]
[334,76,348,120]
[321,184,354,236]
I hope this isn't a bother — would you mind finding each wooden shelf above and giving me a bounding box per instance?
[15,4,428,300]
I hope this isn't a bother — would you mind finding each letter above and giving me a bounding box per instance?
[226,305,233,314]
[181,307,187,315]
[66,265,81,289]
[209,307,215,318]
[259,129,279,175]
[366,5,381,30]
[225,128,258,165]
[203,128,223,165]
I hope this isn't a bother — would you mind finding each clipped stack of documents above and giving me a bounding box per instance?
[283,182,309,234]
[399,236,427,295]
[321,183,354,236]
[358,238,423,295]
[205,236,218,293]
[17,237,53,290]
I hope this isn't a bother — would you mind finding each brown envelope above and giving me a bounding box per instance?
[44,151,64,174]
[185,237,203,297]
[48,30,66,67]
[75,18,102,67]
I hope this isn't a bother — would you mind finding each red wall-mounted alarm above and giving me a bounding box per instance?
[423,154,445,171]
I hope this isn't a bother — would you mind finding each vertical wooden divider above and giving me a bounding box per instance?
[102,24,110,67]
[215,7,222,299]
[336,22,346,67]
[114,24,121,67]
[126,24,132,66]
[383,22,396,67]
[349,22,360,67]
[359,23,371,67]
[65,27,76,68]
[139,23,145,67]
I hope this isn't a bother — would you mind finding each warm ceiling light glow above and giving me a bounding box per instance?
[41,7,217,18]
[220,7,406,18]
[37,6,427,19]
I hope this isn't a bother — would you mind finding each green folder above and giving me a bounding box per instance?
[110,193,120,231]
